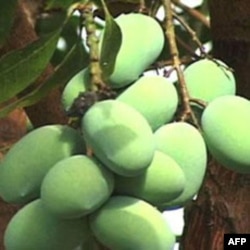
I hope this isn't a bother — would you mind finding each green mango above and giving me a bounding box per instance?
[100,13,165,88]
[201,95,250,173]
[154,122,207,209]
[117,75,178,131]
[41,155,114,219]
[61,67,90,112]
[4,199,91,250]
[89,196,175,250]
[81,100,155,177]
[114,150,185,206]
[184,58,236,103]
[0,125,86,204]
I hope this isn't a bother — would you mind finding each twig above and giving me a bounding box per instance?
[173,12,206,56]
[155,56,193,68]
[138,0,147,13]
[190,98,207,108]
[148,0,162,17]
[175,35,201,58]
[161,0,200,128]
[172,0,210,28]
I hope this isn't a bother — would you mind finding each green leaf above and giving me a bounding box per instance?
[99,0,122,79]
[0,0,18,47]
[0,41,89,118]
[0,28,61,104]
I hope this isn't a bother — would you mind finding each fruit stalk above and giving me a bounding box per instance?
[172,0,210,28]
[172,13,205,56]
[162,0,199,127]
[138,0,147,13]
[82,4,105,91]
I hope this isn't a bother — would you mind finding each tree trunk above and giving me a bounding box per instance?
[180,1,250,249]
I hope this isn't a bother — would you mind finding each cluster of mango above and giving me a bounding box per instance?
[0,13,177,250]
[1,11,248,250]
[184,58,250,174]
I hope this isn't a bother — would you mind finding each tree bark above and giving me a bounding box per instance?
[180,1,250,249]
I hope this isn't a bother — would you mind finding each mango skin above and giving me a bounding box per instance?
[154,122,207,209]
[201,95,250,173]
[117,75,178,131]
[81,100,155,177]
[114,151,185,206]
[0,125,86,204]
[100,13,164,88]
[4,199,91,250]
[184,58,236,103]
[61,68,90,112]
[41,155,114,219]
[89,196,175,250]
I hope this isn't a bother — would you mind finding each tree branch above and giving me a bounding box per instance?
[162,1,193,120]
[172,0,210,28]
